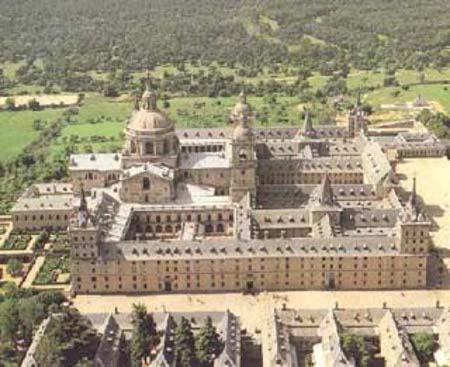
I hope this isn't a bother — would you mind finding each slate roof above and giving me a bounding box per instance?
[69,153,122,171]
[12,194,73,212]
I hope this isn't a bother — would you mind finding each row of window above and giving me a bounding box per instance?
[15,213,69,222]
[137,212,233,223]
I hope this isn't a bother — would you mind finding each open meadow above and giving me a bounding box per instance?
[0,108,65,162]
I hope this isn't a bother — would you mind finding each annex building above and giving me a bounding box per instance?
[10,76,447,295]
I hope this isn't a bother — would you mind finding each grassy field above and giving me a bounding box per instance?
[166,95,304,128]
[346,70,384,91]
[366,84,450,112]
[0,108,65,162]
[50,94,131,155]
[396,68,450,85]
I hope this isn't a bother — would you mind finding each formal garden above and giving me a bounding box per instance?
[33,255,70,285]
[0,231,32,250]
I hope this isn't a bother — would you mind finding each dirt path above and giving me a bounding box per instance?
[21,256,45,288]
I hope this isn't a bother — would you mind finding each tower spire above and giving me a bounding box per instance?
[142,70,157,111]
[303,109,313,135]
[78,184,89,228]
[408,177,417,209]
[79,184,87,213]
[317,173,335,206]
[356,90,362,109]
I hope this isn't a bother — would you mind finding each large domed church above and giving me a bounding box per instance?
[11,72,446,296]
[123,74,179,169]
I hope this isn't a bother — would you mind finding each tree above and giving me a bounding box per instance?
[17,298,46,343]
[35,331,63,366]
[35,309,99,367]
[341,334,375,367]
[195,317,223,367]
[130,304,156,367]
[5,97,15,111]
[6,259,23,277]
[0,299,18,342]
[410,333,435,363]
[28,98,41,111]
[174,317,197,367]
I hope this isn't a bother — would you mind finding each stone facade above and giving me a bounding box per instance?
[10,79,447,295]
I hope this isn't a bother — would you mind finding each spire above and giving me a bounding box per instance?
[403,177,423,222]
[78,184,89,228]
[356,90,362,109]
[79,184,87,213]
[407,177,418,212]
[142,70,157,111]
[303,109,313,135]
[317,173,335,206]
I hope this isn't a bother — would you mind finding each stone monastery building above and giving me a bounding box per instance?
[11,76,447,295]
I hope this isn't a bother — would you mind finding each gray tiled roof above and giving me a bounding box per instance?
[99,235,403,261]
[12,194,73,212]
[69,153,122,171]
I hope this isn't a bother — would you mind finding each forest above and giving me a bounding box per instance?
[0,0,449,75]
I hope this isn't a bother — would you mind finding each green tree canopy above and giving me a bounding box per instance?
[195,316,224,367]
[174,317,197,367]
[130,303,157,367]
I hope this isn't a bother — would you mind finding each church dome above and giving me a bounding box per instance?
[128,109,172,131]
[127,72,173,132]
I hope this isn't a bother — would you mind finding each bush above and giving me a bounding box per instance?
[6,259,23,277]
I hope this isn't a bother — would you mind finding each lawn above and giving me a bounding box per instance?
[366,84,450,112]
[50,94,131,155]
[0,108,65,162]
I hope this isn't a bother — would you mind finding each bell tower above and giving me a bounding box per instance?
[230,91,256,202]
